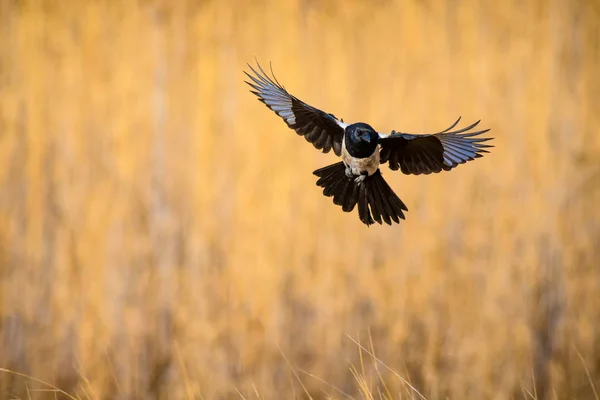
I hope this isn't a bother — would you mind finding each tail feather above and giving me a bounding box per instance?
[330,177,348,201]
[378,175,408,216]
[323,174,344,197]
[333,178,351,206]
[373,182,393,224]
[316,173,338,188]
[315,163,342,187]
[366,187,383,224]
[343,184,359,212]
[358,184,374,225]
[313,162,408,226]
[374,177,396,223]
[373,176,401,224]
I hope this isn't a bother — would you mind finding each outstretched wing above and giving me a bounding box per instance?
[244,62,346,156]
[378,117,493,175]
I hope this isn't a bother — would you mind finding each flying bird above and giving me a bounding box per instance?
[244,62,493,226]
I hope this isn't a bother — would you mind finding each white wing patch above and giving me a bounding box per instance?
[336,119,349,130]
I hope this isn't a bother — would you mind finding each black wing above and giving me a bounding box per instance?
[244,62,346,156]
[378,117,493,175]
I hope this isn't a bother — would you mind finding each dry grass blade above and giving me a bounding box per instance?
[0,368,79,400]
[574,345,599,400]
[346,335,427,400]
[234,387,248,399]
[368,329,393,400]
[521,385,536,399]
[277,344,314,400]
[298,368,357,400]
[173,340,197,400]
[349,365,374,400]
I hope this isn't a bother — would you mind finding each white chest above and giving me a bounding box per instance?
[341,137,380,176]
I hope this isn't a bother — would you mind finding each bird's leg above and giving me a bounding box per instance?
[354,171,368,185]
[345,166,354,179]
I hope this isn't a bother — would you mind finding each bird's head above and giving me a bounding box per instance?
[344,123,379,158]
[347,123,378,145]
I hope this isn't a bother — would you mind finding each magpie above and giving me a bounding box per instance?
[244,62,494,226]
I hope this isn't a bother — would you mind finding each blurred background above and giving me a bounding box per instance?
[1,0,599,398]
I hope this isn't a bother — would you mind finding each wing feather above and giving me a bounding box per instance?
[245,62,346,156]
[379,117,493,175]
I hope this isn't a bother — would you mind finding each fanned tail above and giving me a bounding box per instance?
[313,162,408,226]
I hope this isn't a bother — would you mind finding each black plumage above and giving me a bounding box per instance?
[379,118,493,174]
[244,63,344,155]
[244,61,494,226]
[313,163,407,226]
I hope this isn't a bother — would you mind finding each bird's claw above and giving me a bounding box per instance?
[354,175,366,185]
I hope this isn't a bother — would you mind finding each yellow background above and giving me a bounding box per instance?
[1,0,599,398]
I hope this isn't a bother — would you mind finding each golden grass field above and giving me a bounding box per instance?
[1,0,600,398]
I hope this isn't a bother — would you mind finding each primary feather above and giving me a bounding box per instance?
[244,62,346,155]
[378,117,493,175]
